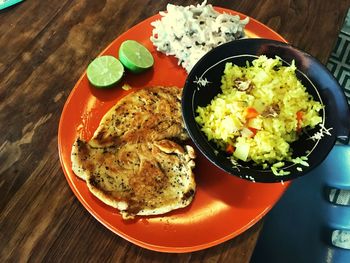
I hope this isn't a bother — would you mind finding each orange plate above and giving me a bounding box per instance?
[58,8,289,253]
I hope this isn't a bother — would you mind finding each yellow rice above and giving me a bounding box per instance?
[195,55,322,169]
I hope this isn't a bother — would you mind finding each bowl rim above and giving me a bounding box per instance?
[182,38,350,183]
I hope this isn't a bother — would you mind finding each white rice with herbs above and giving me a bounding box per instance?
[195,56,322,172]
[150,0,249,73]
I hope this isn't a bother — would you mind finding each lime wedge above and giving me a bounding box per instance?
[119,40,154,73]
[86,55,124,88]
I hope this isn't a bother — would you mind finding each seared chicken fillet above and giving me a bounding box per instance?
[71,86,196,219]
[89,86,189,148]
[72,139,195,219]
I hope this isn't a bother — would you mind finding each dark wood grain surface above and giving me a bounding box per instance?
[1,0,349,262]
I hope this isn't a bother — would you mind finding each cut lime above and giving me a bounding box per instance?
[119,40,154,73]
[86,55,124,88]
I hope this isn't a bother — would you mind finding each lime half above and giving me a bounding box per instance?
[119,40,154,73]
[87,55,124,88]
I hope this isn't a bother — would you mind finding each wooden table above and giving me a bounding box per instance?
[1,0,349,262]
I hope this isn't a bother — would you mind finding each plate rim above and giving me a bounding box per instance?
[58,7,288,253]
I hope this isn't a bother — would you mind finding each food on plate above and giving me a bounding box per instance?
[71,86,196,219]
[89,86,189,148]
[86,41,153,89]
[121,83,132,91]
[71,139,195,219]
[150,0,249,72]
[86,55,124,88]
[119,40,154,73]
[195,56,322,174]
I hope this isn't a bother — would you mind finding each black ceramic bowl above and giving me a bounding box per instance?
[182,38,350,183]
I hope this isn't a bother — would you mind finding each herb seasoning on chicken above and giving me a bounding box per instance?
[71,86,196,219]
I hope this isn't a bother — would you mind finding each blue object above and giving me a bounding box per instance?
[250,145,350,263]
[0,0,23,10]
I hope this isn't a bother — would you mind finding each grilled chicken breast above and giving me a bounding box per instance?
[71,86,196,219]
[89,86,189,148]
[71,139,195,219]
